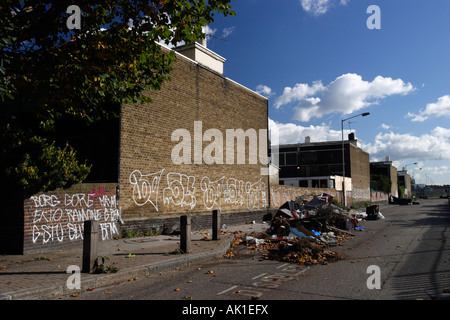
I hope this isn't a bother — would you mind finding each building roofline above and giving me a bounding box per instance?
[158,41,268,101]
[276,139,359,148]
[274,139,369,155]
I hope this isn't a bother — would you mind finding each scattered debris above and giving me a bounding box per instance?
[223,196,382,266]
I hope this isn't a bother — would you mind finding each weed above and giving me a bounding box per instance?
[96,256,119,274]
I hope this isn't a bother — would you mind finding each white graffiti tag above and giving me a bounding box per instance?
[223,178,245,206]
[200,176,225,211]
[245,179,267,210]
[129,169,164,211]
[163,172,197,209]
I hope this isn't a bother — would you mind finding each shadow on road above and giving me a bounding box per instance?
[389,199,450,299]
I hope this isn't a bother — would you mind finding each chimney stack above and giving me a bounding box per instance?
[174,35,225,75]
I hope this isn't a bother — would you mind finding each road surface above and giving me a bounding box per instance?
[62,198,450,301]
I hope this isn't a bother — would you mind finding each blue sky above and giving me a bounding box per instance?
[203,0,450,185]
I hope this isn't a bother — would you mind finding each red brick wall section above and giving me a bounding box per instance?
[23,183,119,254]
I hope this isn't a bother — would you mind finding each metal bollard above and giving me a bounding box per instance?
[82,220,99,273]
[212,210,220,240]
[180,215,191,253]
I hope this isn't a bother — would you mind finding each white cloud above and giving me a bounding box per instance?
[413,165,449,184]
[274,81,324,109]
[269,118,351,145]
[364,129,450,162]
[406,94,450,122]
[274,73,415,122]
[423,165,449,175]
[432,126,450,138]
[203,25,217,39]
[256,85,275,98]
[300,0,349,16]
[380,123,391,130]
[222,26,235,38]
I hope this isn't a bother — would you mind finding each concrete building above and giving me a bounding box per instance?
[398,168,412,198]
[274,133,370,206]
[370,157,398,197]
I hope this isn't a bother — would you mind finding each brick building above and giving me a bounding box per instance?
[12,40,269,254]
[398,168,412,198]
[370,157,398,197]
[118,40,270,229]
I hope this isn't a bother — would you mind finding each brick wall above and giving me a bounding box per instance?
[14,49,269,254]
[370,190,389,203]
[23,183,119,254]
[390,165,398,197]
[118,52,269,224]
[350,145,371,205]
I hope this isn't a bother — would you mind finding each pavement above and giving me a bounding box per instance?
[0,222,269,300]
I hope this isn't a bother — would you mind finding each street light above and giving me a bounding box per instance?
[341,112,370,207]
[404,162,418,170]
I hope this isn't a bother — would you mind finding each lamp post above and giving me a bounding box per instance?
[341,112,370,207]
[404,162,418,170]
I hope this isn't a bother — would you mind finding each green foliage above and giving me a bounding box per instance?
[398,185,406,199]
[0,0,235,197]
[370,174,392,194]
[1,124,90,197]
[96,256,119,274]
[15,136,91,196]
[331,198,341,207]
[1,0,235,126]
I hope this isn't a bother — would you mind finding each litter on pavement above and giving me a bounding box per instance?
[224,194,385,266]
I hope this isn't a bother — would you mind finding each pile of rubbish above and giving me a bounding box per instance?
[270,195,367,235]
[226,194,384,266]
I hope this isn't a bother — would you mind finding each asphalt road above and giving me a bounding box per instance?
[62,198,450,301]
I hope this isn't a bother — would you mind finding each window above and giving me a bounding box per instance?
[285,153,297,166]
[312,179,320,188]
[278,153,285,166]
[299,180,308,187]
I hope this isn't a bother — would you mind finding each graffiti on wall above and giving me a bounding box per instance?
[163,172,197,210]
[129,169,164,211]
[130,169,268,212]
[30,189,121,245]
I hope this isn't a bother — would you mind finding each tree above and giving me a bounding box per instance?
[0,0,235,253]
[370,174,392,195]
[0,0,235,197]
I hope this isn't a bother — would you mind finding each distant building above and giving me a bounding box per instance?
[398,168,412,198]
[273,133,370,206]
[370,157,398,197]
